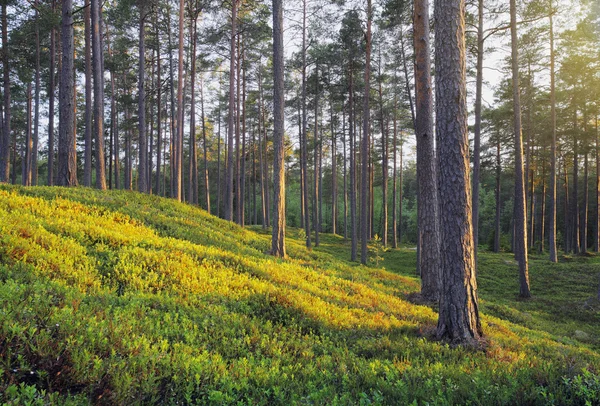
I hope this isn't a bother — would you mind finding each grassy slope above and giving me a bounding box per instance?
[0,185,599,405]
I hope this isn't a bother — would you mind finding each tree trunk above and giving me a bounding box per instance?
[58,0,77,186]
[301,0,311,247]
[349,68,357,262]
[23,83,32,186]
[83,1,92,187]
[330,83,337,235]
[200,76,210,212]
[399,27,415,130]
[564,153,571,253]
[47,0,56,186]
[225,0,237,219]
[0,3,10,182]
[510,0,531,298]
[378,62,388,247]
[314,63,321,247]
[548,5,558,261]
[343,96,348,240]
[92,0,106,190]
[572,119,580,254]
[399,130,403,244]
[240,47,247,225]
[435,0,482,343]
[594,112,600,252]
[271,0,286,257]
[32,0,40,185]
[298,97,304,229]
[392,93,398,249]
[539,153,546,253]
[360,0,372,265]
[414,0,440,299]
[138,5,148,193]
[188,15,199,205]
[493,136,501,252]
[173,0,184,200]
[472,0,484,263]
[581,144,588,253]
[261,78,270,228]
[155,15,161,195]
[235,36,242,223]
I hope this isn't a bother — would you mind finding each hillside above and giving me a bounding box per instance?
[1,185,599,405]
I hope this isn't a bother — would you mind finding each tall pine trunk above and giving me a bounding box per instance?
[155,15,162,195]
[301,0,311,247]
[0,3,9,182]
[548,5,558,261]
[32,0,40,185]
[392,93,398,249]
[47,0,56,185]
[188,15,198,205]
[225,0,237,219]
[414,0,440,299]
[472,0,484,262]
[510,0,531,298]
[494,135,501,252]
[271,0,286,257]
[138,5,148,193]
[174,0,185,201]
[314,63,321,246]
[92,0,106,189]
[435,0,482,343]
[23,83,32,186]
[58,0,77,186]
[349,69,357,261]
[201,76,210,212]
[360,0,372,265]
[83,1,92,187]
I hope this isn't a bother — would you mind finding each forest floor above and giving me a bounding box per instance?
[1,185,599,405]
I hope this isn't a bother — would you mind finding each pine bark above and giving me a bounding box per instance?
[23,83,32,186]
[32,0,40,185]
[225,0,237,219]
[378,64,388,247]
[155,16,162,195]
[57,0,77,186]
[188,15,198,205]
[435,0,482,343]
[360,0,372,265]
[271,0,286,257]
[0,3,9,182]
[201,76,211,212]
[301,0,311,247]
[331,87,337,235]
[314,64,321,247]
[494,135,501,252]
[137,5,148,193]
[92,0,106,190]
[510,0,531,298]
[581,143,588,253]
[595,114,599,252]
[472,0,484,263]
[349,68,357,262]
[83,1,92,187]
[414,0,440,299]
[174,0,185,201]
[548,6,558,261]
[392,94,398,249]
[47,0,56,186]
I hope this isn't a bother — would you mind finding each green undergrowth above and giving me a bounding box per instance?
[0,185,599,405]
